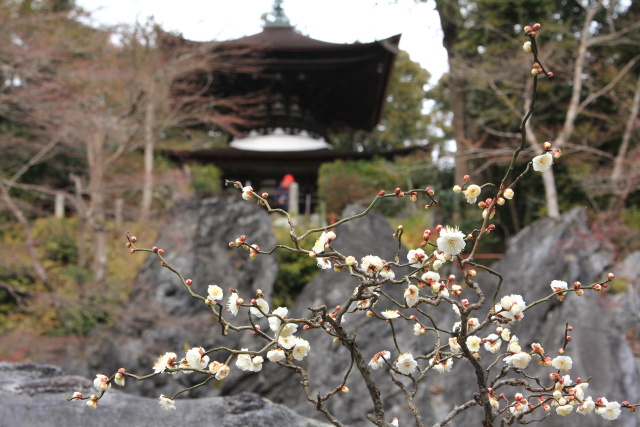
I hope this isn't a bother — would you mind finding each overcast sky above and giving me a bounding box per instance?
[75,0,449,83]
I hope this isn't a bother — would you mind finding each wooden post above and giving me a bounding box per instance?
[54,193,65,219]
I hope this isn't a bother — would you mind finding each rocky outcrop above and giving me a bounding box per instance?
[71,197,278,398]
[223,207,640,426]
[77,198,640,426]
[0,362,328,427]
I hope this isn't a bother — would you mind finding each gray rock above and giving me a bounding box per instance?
[71,197,278,398]
[0,362,328,427]
[224,207,640,426]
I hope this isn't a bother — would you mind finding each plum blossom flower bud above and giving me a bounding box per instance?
[524,25,532,33]
[340,386,349,394]
[543,141,552,151]
[86,395,99,409]
[532,23,541,30]
[114,370,125,387]
[497,197,505,205]
[503,188,514,199]
[593,283,602,291]
[409,192,417,202]
[608,272,615,280]
[241,186,254,200]
[463,175,470,182]
[71,391,83,400]
[93,374,111,392]
[522,41,532,53]
[453,185,462,193]
[426,187,435,195]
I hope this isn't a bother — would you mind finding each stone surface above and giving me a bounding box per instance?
[76,199,640,426]
[0,362,328,427]
[70,197,278,398]
[223,207,640,426]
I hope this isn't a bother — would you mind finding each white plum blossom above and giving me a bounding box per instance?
[550,280,568,292]
[313,231,330,254]
[577,396,595,415]
[407,248,426,267]
[267,348,286,363]
[436,226,466,256]
[463,184,481,204]
[158,394,176,411]
[504,352,532,369]
[498,294,527,321]
[483,334,502,353]
[236,350,264,372]
[404,285,420,307]
[316,256,332,270]
[380,266,395,280]
[269,307,288,331]
[278,335,298,349]
[93,374,111,392]
[185,347,209,370]
[466,335,481,352]
[153,352,177,373]
[499,328,511,341]
[382,310,400,319]
[241,186,254,200]
[207,285,223,302]
[556,404,573,416]
[597,399,622,420]
[573,382,589,401]
[395,353,418,375]
[227,292,240,316]
[369,351,391,370]
[279,323,298,337]
[532,152,553,172]
[449,337,461,353]
[430,357,453,374]
[523,41,532,52]
[214,364,230,380]
[551,355,573,371]
[292,338,311,361]
[361,255,384,274]
[413,323,425,336]
[250,297,270,318]
[507,336,521,353]
[421,271,440,284]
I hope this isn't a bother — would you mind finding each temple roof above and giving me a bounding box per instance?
[162,25,400,139]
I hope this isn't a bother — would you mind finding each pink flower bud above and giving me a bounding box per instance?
[593,284,602,291]
[608,272,615,280]
[532,23,541,31]
[487,224,496,231]
[524,26,532,33]
[185,279,192,286]
[158,249,164,255]
[463,175,470,182]
[468,269,477,277]
[427,188,435,195]
[378,190,385,196]
[341,386,349,394]
[575,289,584,296]
[130,236,137,243]
[130,248,135,253]
[543,141,551,150]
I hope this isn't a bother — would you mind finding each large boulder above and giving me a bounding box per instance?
[0,362,328,427]
[223,207,640,426]
[71,197,278,398]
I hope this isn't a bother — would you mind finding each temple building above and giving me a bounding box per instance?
[161,1,406,209]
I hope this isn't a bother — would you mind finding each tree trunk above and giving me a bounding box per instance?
[140,79,156,222]
[87,130,108,285]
